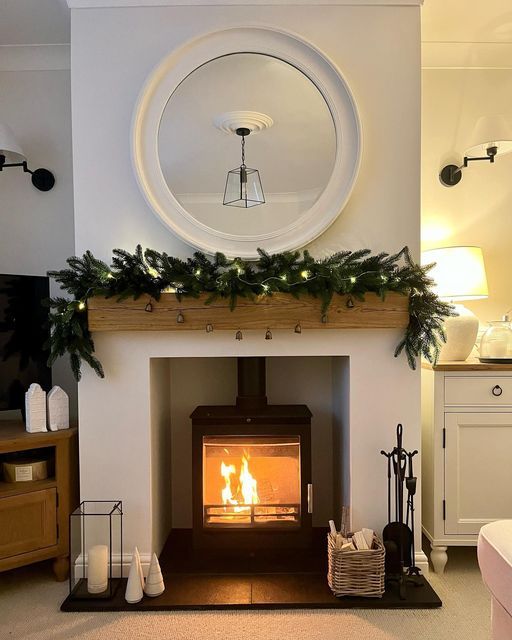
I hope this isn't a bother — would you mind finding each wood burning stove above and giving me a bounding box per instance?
[191,357,312,549]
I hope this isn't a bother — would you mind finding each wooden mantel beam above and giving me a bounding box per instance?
[87,292,409,332]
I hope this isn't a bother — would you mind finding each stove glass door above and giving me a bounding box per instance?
[202,435,301,528]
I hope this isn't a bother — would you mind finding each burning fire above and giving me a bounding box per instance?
[220,453,260,508]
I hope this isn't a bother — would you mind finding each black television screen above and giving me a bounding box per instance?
[0,274,52,411]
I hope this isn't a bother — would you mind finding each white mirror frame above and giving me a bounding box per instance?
[132,26,362,259]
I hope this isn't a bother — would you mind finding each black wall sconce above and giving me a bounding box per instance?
[0,124,55,192]
[439,115,512,187]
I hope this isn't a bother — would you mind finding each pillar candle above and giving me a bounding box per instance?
[87,544,108,594]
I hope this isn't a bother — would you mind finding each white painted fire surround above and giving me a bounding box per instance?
[78,329,425,569]
[68,0,423,569]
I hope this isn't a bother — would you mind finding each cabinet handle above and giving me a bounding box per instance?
[492,385,503,397]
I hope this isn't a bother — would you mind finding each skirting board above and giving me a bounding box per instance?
[415,550,430,574]
[73,552,152,579]
[74,550,429,579]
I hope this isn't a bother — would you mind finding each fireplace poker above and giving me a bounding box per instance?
[405,452,417,529]
[380,450,392,523]
[406,450,421,579]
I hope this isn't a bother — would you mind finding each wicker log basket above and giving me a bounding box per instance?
[327,532,385,598]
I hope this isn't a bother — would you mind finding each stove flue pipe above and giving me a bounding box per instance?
[236,357,268,411]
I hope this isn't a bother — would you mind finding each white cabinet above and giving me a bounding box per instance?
[445,412,512,535]
[421,363,512,573]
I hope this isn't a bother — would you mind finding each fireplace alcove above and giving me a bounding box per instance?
[158,354,337,575]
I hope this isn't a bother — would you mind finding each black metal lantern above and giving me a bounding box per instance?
[68,500,123,601]
[223,128,265,208]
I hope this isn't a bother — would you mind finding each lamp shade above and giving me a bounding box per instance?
[465,115,512,158]
[0,124,25,163]
[422,246,488,301]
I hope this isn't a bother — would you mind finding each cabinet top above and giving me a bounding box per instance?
[0,421,77,445]
[422,359,512,372]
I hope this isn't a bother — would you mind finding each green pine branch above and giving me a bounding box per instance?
[47,245,454,380]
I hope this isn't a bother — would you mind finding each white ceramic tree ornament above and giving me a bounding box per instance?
[125,546,144,604]
[25,383,47,433]
[144,553,165,597]
[134,546,145,590]
[47,386,69,431]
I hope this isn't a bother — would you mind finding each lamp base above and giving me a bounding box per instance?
[439,304,479,361]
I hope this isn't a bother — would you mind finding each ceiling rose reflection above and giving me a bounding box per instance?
[212,110,274,135]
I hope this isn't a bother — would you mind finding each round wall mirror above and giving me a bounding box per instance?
[132,28,361,258]
[158,53,337,238]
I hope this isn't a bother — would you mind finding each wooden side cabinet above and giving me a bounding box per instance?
[421,361,512,574]
[0,422,78,581]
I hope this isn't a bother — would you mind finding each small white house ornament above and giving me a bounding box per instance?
[25,383,47,433]
[47,386,69,431]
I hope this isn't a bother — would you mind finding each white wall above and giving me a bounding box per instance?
[150,357,171,553]
[0,67,77,418]
[169,357,236,528]
[267,356,335,527]
[422,68,512,324]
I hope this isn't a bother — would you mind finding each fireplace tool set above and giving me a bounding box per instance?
[381,423,422,599]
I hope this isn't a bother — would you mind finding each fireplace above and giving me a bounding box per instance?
[191,357,312,549]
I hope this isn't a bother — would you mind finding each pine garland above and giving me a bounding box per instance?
[46,245,453,381]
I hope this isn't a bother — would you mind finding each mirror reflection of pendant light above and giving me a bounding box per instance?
[223,128,265,207]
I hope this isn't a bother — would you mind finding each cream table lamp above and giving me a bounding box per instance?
[422,246,488,361]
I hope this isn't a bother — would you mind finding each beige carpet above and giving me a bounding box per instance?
[0,547,490,640]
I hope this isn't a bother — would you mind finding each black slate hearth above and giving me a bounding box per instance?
[60,529,441,611]
[61,573,441,611]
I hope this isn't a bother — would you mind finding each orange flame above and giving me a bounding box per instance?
[220,453,259,508]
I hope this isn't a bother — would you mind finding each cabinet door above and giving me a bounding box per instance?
[445,413,512,535]
[0,489,57,559]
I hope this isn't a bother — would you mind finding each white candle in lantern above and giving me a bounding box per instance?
[87,544,108,593]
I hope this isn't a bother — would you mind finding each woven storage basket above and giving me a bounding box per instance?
[327,533,385,598]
